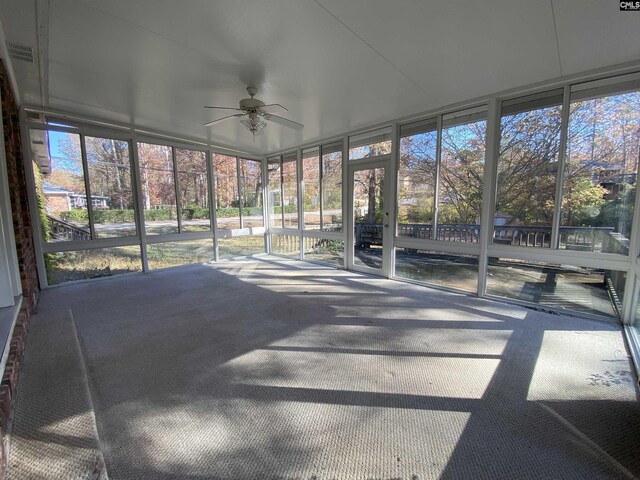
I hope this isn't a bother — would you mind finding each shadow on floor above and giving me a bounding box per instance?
[24,258,640,480]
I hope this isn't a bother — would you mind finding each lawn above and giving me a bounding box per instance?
[46,235,267,284]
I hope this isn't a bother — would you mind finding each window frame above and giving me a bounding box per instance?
[23,119,265,286]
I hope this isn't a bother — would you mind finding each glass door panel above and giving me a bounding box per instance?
[352,166,386,273]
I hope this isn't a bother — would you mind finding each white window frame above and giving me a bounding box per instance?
[20,111,264,286]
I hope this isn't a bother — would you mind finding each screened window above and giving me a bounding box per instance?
[218,235,265,260]
[239,158,263,229]
[487,258,621,318]
[349,127,392,160]
[303,239,344,267]
[30,130,90,242]
[214,154,240,231]
[268,157,283,229]
[395,108,486,243]
[176,149,209,233]
[147,239,214,270]
[282,153,299,228]
[398,119,437,239]
[137,143,178,235]
[302,144,343,232]
[302,147,321,229]
[45,246,142,285]
[438,108,487,241]
[321,142,343,232]
[85,136,136,238]
[493,90,563,247]
[395,248,478,293]
[213,156,265,258]
[560,85,640,254]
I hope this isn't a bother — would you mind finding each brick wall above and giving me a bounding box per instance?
[1,61,39,311]
[0,59,39,479]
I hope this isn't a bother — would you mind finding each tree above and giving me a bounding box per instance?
[496,107,561,225]
[321,152,342,212]
[239,159,262,209]
[57,135,134,211]
[47,169,84,193]
[213,154,238,209]
[562,93,640,233]
[176,149,208,210]
[85,137,133,210]
[559,176,607,226]
[51,133,85,194]
[399,131,437,224]
[438,121,485,224]
[138,143,175,213]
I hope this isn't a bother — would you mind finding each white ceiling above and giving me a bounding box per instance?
[2,0,640,155]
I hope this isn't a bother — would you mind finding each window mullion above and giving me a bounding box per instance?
[79,134,96,239]
[280,157,285,227]
[237,156,243,229]
[130,136,149,271]
[477,98,500,297]
[297,148,303,259]
[173,147,182,233]
[432,115,443,240]
[319,149,324,230]
[262,157,271,254]
[207,151,219,262]
[550,85,571,249]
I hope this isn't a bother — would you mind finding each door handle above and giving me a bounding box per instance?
[384,224,389,228]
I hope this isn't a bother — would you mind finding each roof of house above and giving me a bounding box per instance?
[42,183,72,195]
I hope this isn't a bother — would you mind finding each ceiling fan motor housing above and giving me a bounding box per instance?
[239,97,266,111]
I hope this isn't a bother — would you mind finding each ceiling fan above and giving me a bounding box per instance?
[204,86,304,137]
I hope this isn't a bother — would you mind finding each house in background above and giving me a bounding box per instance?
[42,183,108,214]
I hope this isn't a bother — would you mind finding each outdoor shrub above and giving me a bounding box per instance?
[272,204,298,215]
[94,210,135,223]
[182,204,209,220]
[59,205,264,222]
[60,210,89,223]
[144,209,175,221]
[215,207,263,217]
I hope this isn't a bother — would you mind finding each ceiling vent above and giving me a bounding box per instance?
[7,42,35,64]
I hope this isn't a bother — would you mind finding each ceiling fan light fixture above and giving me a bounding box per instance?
[240,116,267,137]
[204,85,303,136]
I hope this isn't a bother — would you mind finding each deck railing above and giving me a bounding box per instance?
[48,215,91,241]
[272,234,340,255]
[361,223,618,251]
[493,225,616,251]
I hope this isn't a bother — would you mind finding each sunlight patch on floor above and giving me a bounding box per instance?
[221,349,500,399]
[528,330,637,401]
[266,324,511,356]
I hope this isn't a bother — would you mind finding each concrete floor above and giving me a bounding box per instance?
[14,258,640,479]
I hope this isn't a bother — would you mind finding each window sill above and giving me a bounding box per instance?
[0,296,22,374]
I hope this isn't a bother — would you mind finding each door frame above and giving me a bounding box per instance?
[347,157,393,277]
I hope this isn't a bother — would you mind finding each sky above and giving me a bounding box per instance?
[47,130,69,159]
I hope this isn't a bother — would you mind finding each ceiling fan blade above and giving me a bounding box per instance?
[264,114,304,131]
[204,106,244,112]
[260,103,288,112]
[204,113,245,127]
